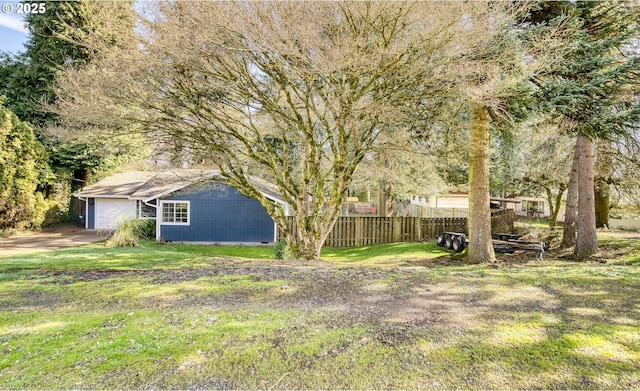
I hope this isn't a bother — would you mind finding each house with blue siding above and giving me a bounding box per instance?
[76,170,287,244]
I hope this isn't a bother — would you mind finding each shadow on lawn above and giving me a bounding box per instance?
[1,258,639,389]
[399,274,640,389]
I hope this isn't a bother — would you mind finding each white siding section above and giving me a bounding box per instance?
[429,196,469,209]
[95,198,137,230]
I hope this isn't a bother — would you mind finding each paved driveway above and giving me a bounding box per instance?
[0,227,105,258]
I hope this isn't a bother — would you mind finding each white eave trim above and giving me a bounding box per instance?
[141,174,221,204]
[263,195,287,206]
[142,185,287,206]
[75,195,133,199]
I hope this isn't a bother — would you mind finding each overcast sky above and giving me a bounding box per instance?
[0,1,29,54]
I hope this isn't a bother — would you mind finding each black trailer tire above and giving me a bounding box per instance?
[445,235,454,249]
[436,233,446,247]
[452,238,464,252]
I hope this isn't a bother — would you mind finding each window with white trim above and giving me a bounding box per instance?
[161,201,190,224]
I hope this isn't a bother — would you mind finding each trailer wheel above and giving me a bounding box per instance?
[436,233,446,247]
[452,238,464,252]
[445,235,454,249]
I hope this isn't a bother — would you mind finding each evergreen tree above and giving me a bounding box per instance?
[0,101,51,229]
[532,1,640,256]
[0,1,144,223]
[1,1,92,126]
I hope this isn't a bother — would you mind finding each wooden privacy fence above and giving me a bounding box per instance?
[278,216,468,248]
[277,210,515,248]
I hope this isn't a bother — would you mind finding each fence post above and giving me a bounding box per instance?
[355,217,362,247]
[392,217,399,242]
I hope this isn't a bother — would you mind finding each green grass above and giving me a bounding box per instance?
[0,241,446,271]
[321,242,447,265]
[0,241,272,271]
[598,235,640,265]
[2,261,638,389]
[1,236,639,389]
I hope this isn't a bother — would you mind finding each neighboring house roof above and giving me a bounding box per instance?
[76,169,286,204]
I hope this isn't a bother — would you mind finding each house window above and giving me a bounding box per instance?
[161,201,190,225]
[522,200,545,214]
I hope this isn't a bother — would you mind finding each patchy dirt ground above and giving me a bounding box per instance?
[3,248,640,390]
[0,225,105,258]
[28,246,634,332]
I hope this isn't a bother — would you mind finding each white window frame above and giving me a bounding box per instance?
[159,200,190,225]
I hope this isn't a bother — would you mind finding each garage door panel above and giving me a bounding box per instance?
[95,199,137,230]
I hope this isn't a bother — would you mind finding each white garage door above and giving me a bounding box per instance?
[95,199,137,230]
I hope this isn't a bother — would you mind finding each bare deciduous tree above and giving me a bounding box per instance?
[56,1,462,260]
[513,120,574,228]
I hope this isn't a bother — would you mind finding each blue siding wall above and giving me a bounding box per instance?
[160,182,275,243]
[87,198,95,229]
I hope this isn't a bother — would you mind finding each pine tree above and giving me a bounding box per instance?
[533,1,640,257]
[0,1,143,224]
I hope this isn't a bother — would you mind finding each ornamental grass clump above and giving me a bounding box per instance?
[104,218,155,248]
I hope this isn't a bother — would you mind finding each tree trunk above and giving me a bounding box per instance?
[378,158,392,217]
[594,178,609,229]
[575,135,598,257]
[544,184,566,228]
[378,180,387,217]
[281,207,340,261]
[467,102,496,263]
[384,182,393,217]
[70,168,89,222]
[562,141,580,248]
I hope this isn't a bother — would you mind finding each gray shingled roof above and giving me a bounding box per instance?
[77,169,285,204]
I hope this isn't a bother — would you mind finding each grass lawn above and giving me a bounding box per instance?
[0,241,449,271]
[1,236,639,389]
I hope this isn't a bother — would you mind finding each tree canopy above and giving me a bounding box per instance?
[0,101,51,229]
[38,0,640,261]
[0,1,144,192]
[55,1,474,259]
[530,0,640,256]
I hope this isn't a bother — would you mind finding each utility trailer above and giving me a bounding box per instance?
[491,233,519,241]
[436,232,548,260]
[436,232,468,253]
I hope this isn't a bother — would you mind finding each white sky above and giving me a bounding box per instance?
[0,14,27,33]
[0,0,27,32]
[0,1,28,54]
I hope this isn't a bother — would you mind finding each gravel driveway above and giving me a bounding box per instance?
[0,227,105,258]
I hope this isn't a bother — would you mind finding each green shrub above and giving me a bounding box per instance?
[136,219,156,239]
[41,199,68,228]
[274,239,295,260]
[0,227,18,237]
[28,192,47,229]
[274,239,286,259]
